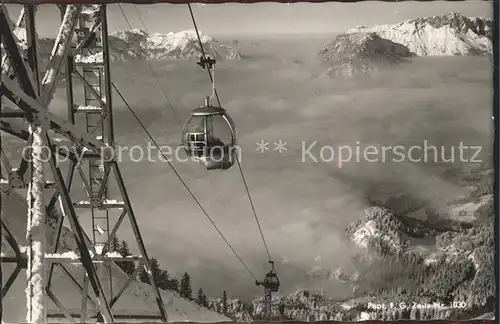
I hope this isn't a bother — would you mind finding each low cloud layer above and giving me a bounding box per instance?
[2,37,492,300]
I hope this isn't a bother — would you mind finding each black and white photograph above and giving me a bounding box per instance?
[0,0,496,323]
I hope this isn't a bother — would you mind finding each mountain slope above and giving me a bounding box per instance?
[208,169,494,322]
[347,13,492,56]
[1,192,231,323]
[318,32,412,77]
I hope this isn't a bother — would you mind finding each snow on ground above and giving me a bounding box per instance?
[444,194,492,224]
[347,207,405,254]
[1,192,230,323]
[351,219,378,249]
[407,239,445,266]
[473,312,495,320]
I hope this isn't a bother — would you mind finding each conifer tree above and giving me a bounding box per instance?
[222,290,228,315]
[180,272,193,300]
[279,303,285,317]
[202,292,208,307]
[248,302,254,318]
[150,258,162,282]
[111,236,120,252]
[139,257,162,285]
[137,260,180,292]
[167,277,179,292]
[157,269,170,290]
[139,265,149,283]
[197,288,204,305]
[117,240,136,275]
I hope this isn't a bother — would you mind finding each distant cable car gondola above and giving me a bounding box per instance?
[256,260,280,292]
[182,96,237,170]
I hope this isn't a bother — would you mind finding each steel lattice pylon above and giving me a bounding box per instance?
[262,287,272,320]
[0,4,167,323]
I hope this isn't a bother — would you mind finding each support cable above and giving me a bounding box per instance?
[0,31,3,324]
[117,4,250,274]
[118,4,181,125]
[123,3,233,217]
[0,5,5,319]
[187,4,273,262]
[111,82,258,282]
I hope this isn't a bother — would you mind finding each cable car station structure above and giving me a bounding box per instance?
[1,4,167,323]
[0,1,282,323]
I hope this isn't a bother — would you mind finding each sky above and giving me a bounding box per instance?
[5,1,492,37]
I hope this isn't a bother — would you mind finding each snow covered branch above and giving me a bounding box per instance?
[25,123,47,324]
[0,6,33,84]
[2,76,110,154]
[40,5,81,108]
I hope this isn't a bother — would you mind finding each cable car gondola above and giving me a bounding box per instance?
[182,96,237,171]
[255,260,280,292]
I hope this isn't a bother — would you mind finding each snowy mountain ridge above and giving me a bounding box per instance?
[318,32,413,77]
[318,13,491,77]
[347,13,492,56]
[345,206,426,254]
[102,28,240,61]
[10,27,240,63]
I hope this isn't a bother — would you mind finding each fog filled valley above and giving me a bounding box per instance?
[1,9,495,322]
[92,38,494,297]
